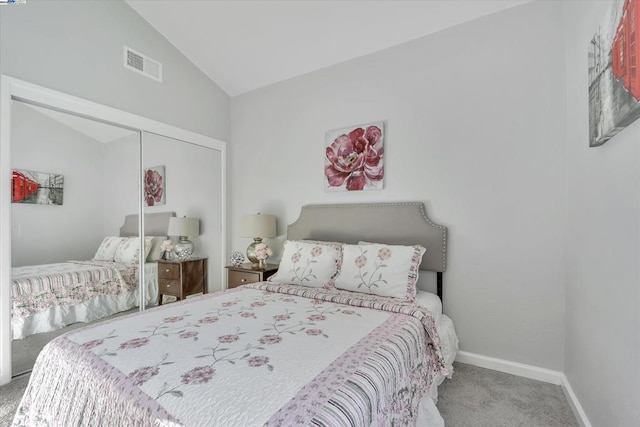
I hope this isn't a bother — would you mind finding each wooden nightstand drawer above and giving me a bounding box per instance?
[159,263,180,280]
[225,263,279,289]
[159,278,181,294]
[228,270,261,288]
[157,258,208,305]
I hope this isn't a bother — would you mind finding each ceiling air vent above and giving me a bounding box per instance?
[124,46,162,82]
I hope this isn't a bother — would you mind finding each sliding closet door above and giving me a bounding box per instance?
[142,132,223,294]
[0,76,226,386]
[10,100,141,377]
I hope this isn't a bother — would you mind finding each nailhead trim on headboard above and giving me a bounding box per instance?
[288,202,447,273]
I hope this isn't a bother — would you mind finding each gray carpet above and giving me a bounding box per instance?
[0,361,579,426]
[437,362,579,426]
[0,373,29,426]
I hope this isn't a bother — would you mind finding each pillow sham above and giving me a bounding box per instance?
[93,237,126,261]
[114,236,153,264]
[268,240,341,288]
[145,236,166,262]
[334,243,426,301]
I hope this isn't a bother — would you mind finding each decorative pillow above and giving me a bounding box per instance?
[146,236,166,262]
[268,240,341,288]
[334,243,426,301]
[114,237,153,264]
[93,237,126,261]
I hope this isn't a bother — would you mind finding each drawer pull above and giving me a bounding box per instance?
[241,279,246,283]
[166,284,171,288]
[165,269,170,273]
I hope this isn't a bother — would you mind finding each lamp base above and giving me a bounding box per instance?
[246,237,262,269]
[174,236,194,259]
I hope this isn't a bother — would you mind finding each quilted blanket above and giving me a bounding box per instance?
[13,283,447,426]
[11,260,139,319]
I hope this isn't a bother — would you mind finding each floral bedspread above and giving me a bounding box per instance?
[11,260,139,319]
[13,283,448,427]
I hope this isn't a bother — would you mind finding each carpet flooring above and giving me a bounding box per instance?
[437,362,579,426]
[0,373,29,426]
[0,361,579,426]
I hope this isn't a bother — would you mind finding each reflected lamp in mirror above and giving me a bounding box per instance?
[241,213,276,269]
[168,216,200,259]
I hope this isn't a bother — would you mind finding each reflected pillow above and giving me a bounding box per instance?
[114,237,153,264]
[93,237,126,261]
[268,240,341,288]
[146,236,166,262]
[334,243,425,301]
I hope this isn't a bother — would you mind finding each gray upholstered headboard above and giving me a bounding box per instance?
[119,211,176,237]
[287,202,448,299]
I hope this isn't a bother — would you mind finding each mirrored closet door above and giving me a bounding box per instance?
[10,100,141,377]
[142,132,223,301]
[0,76,227,385]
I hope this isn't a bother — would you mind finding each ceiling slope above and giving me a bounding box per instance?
[126,0,531,96]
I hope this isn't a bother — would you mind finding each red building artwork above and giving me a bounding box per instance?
[612,0,640,100]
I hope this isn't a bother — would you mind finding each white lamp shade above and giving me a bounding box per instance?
[168,217,200,237]
[241,214,276,238]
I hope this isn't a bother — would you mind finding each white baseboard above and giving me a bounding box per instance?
[455,351,563,384]
[455,351,591,427]
[559,373,592,427]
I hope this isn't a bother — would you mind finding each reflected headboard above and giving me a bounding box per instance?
[287,202,448,300]
[119,211,177,237]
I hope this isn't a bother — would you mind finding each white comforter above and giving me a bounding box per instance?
[14,283,449,426]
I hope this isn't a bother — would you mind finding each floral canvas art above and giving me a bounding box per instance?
[325,121,384,191]
[144,165,165,206]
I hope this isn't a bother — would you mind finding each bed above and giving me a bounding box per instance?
[10,212,175,340]
[13,202,458,426]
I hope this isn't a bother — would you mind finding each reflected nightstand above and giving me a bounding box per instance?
[157,257,208,305]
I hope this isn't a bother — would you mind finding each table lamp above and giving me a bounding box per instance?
[241,213,276,269]
[168,216,200,259]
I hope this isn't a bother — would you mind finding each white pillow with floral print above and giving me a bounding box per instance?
[93,237,126,261]
[268,240,341,288]
[114,237,153,264]
[334,243,426,301]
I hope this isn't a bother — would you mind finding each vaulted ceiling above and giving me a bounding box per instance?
[126,0,532,96]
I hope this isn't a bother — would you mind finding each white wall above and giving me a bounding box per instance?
[230,1,567,370]
[101,133,140,237]
[11,102,106,266]
[562,2,640,426]
[0,0,230,141]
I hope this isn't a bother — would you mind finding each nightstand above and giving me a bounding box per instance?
[157,257,208,305]
[225,263,278,289]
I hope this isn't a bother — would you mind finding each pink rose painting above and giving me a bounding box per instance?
[325,122,384,191]
[144,165,166,206]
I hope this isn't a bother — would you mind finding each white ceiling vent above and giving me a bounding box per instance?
[124,46,162,82]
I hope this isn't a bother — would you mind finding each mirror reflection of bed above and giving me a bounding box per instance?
[12,212,177,362]
[10,101,143,375]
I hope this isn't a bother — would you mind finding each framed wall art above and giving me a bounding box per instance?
[589,0,640,147]
[11,169,64,205]
[144,165,166,206]
[324,121,384,192]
